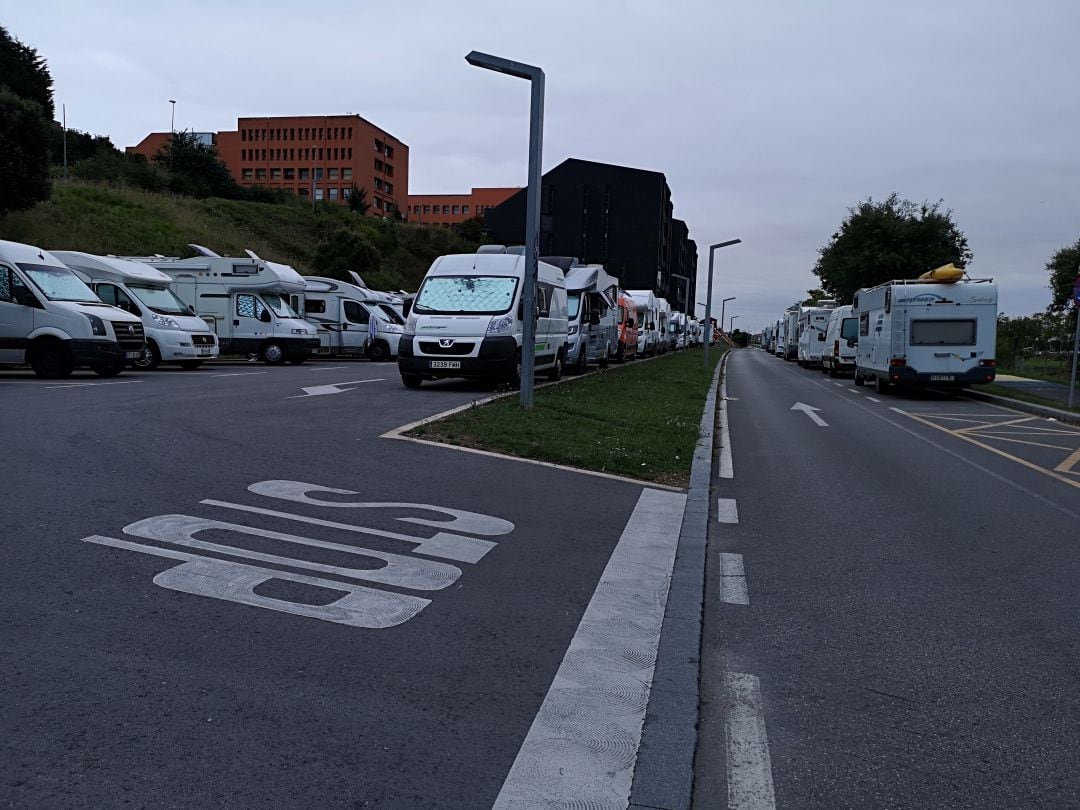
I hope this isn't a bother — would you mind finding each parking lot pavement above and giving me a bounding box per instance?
[2,361,689,807]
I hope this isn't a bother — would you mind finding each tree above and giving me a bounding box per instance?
[313,229,382,282]
[153,131,238,198]
[813,193,973,303]
[453,215,486,245]
[802,288,829,305]
[0,87,51,215]
[0,26,53,118]
[1046,238,1080,312]
[348,184,370,215]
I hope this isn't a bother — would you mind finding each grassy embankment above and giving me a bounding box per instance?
[975,382,1080,414]
[407,348,726,488]
[0,180,475,289]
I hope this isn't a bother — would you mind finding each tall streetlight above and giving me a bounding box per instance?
[704,239,741,371]
[467,50,545,409]
[729,314,739,334]
[169,99,176,133]
[720,296,736,341]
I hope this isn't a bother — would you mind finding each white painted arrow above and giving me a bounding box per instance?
[790,402,828,427]
[291,379,386,398]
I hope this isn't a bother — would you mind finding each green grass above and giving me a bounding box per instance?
[408,348,726,488]
[974,382,1080,414]
[998,358,1075,385]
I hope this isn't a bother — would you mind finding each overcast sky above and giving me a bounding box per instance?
[8,0,1079,329]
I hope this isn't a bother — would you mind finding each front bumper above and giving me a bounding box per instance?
[398,335,517,379]
[69,339,125,364]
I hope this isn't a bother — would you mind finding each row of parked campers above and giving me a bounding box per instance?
[0,239,411,378]
[761,267,998,392]
[396,248,699,389]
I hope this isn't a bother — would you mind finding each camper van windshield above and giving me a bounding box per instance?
[567,293,581,319]
[18,263,98,302]
[376,303,405,324]
[128,283,189,315]
[262,293,300,318]
[413,275,519,315]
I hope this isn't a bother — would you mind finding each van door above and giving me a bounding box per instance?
[234,292,272,343]
[341,300,371,354]
[0,266,37,364]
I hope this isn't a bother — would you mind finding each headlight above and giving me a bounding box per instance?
[385,324,404,333]
[487,315,513,335]
[150,312,181,329]
[292,328,313,335]
[568,324,578,336]
[85,314,107,336]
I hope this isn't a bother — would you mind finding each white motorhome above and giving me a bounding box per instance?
[398,251,569,388]
[53,252,219,370]
[796,302,837,368]
[0,240,144,378]
[564,264,619,372]
[852,277,998,393]
[821,305,859,377]
[299,276,405,362]
[670,312,688,350]
[656,298,673,352]
[628,290,660,355]
[132,250,319,364]
[782,308,801,360]
[688,317,701,347]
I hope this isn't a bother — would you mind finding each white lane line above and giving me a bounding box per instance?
[833,382,844,386]
[719,552,749,605]
[724,672,777,810]
[890,406,908,415]
[867,397,881,403]
[845,389,861,395]
[719,370,734,479]
[717,497,739,524]
[494,488,687,808]
[308,366,349,371]
[212,371,269,377]
[44,380,144,389]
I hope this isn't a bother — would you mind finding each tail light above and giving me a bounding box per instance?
[833,340,840,357]
[889,358,906,367]
[979,359,996,367]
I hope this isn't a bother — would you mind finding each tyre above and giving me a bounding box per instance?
[261,341,286,364]
[853,370,865,387]
[178,360,203,370]
[546,350,564,381]
[288,356,306,365]
[401,374,422,389]
[829,365,838,378]
[506,352,523,388]
[368,341,390,362]
[92,361,125,377]
[874,375,890,394]
[574,347,588,374]
[616,342,626,363]
[29,341,75,379]
[134,341,161,370]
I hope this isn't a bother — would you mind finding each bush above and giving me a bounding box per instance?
[0,87,51,215]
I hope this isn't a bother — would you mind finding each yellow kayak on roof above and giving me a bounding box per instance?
[918,264,965,282]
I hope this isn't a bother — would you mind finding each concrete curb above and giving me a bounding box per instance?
[629,350,728,809]
[961,387,1080,427]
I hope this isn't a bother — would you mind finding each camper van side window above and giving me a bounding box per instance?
[859,313,869,336]
[236,294,266,319]
[884,289,891,314]
[231,264,258,276]
[306,300,326,314]
[343,301,370,324]
[0,267,10,302]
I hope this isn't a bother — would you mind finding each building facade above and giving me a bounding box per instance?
[405,187,519,227]
[483,158,697,310]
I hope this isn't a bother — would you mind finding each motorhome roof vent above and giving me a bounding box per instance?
[477,245,507,254]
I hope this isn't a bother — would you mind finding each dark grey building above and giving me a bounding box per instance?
[484,158,698,311]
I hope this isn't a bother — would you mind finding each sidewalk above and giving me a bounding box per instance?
[993,373,1077,407]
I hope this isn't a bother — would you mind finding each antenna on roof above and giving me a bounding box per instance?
[244,249,263,261]
[188,244,221,257]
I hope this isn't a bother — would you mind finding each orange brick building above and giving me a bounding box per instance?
[405,187,519,226]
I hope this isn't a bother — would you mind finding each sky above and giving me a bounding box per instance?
[8,0,1079,330]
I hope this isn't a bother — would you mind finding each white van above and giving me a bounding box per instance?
[132,250,319,364]
[628,290,660,356]
[53,251,219,370]
[796,303,836,368]
[0,240,144,378]
[782,307,802,360]
[300,276,405,362]
[398,252,568,388]
[565,264,619,372]
[821,305,858,377]
[852,277,998,393]
[656,298,673,352]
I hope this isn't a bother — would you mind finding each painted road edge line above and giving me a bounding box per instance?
[719,552,749,605]
[724,672,777,810]
[717,497,739,524]
[719,362,734,479]
[493,487,687,808]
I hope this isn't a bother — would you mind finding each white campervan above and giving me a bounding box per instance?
[0,240,144,378]
[821,305,859,377]
[54,252,219,370]
[656,298,673,352]
[782,307,802,360]
[565,264,619,372]
[132,249,319,364]
[398,251,568,388]
[852,277,998,393]
[796,302,836,368]
[299,276,405,362]
[628,290,660,356]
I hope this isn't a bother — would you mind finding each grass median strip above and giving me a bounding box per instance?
[407,348,726,488]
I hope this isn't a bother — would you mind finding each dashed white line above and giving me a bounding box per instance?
[719,552,749,605]
[212,371,269,377]
[308,365,349,371]
[845,389,861,394]
[833,381,844,386]
[44,380,144,389]
[724,672,777,810]
[717,498,739,524]
[867,397,881,403]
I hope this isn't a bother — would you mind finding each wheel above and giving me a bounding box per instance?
[854,370,865,387]
[368,341,390,362]
[599,343,611,369]
[616,342,626,363]
[829,365,838,378]
[546,350,564,381]
[574,347,587,374]
[92,361,125,377]
[178,360,203,370]
[874,375,890,394]
[133,341,161,370]
[401,374,422,389]
[288,356,306,365]
[506,352,523,388]
[29,341,75,379]
[261,341,286,364]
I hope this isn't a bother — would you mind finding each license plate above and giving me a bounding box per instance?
[197,347,213,356]
[930,375,955,381]
[125,351,141,359]
[429,360,461,369]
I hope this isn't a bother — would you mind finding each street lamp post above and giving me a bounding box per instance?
[169,99,176,133]
[720,296,735,341]
[729,314,739,334]
[704,239,741,371]
[467,50,545,409]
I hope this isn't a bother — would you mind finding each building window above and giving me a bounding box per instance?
[375,140,384,153]
[255,168,266,180]
[315,187,324,201]
[348,127,353,139]
[385,145,394,159]
[374,178,384,191]
[289,148,295,160]
[453,204,460,215]
[461,205,470,215]
[375,197,384,209]
[290,128,295,140]
[270,168,282,180]
[423,205,430,214]
[334,147,339,160]
[347,147,352,159]
[385,183,393,195]
[375,158,384,172]
[329,187,339,200]
[385,165,393,178]
[242,169,253,180]
[284,168,295,180]
[442,205,450,214]
[342,168,352,180]
[328,168,340,180]
[315,168,323,181]
[343,186,352,199]
[299,168,310,180]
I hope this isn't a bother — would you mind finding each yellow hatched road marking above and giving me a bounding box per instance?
[1056,447,1080,475]
[956,416,1037,433]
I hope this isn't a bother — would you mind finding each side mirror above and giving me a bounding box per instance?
[589,311,601,326]
[847,339,857,348]
[260,310,272,323]
[188,305,196,314]
[628,319,636,328]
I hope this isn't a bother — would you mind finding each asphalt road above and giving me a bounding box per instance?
[1,361,660,808]
[696,349,1080,809]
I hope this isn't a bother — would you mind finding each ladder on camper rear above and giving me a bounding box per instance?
[891,306,907,359]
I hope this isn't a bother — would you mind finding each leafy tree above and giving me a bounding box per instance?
[313,229,382,282]
[386,201,403,221]
[348,184,370,215]
[453,215,486,245]
[802,288,829,305]
[1046,238,1080,312]
[154,131,238,198]
[813,193,973,303]
[0,87,51,215]
[49,126,118,166]
[0,26,53,118]
[70,150,169,192]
